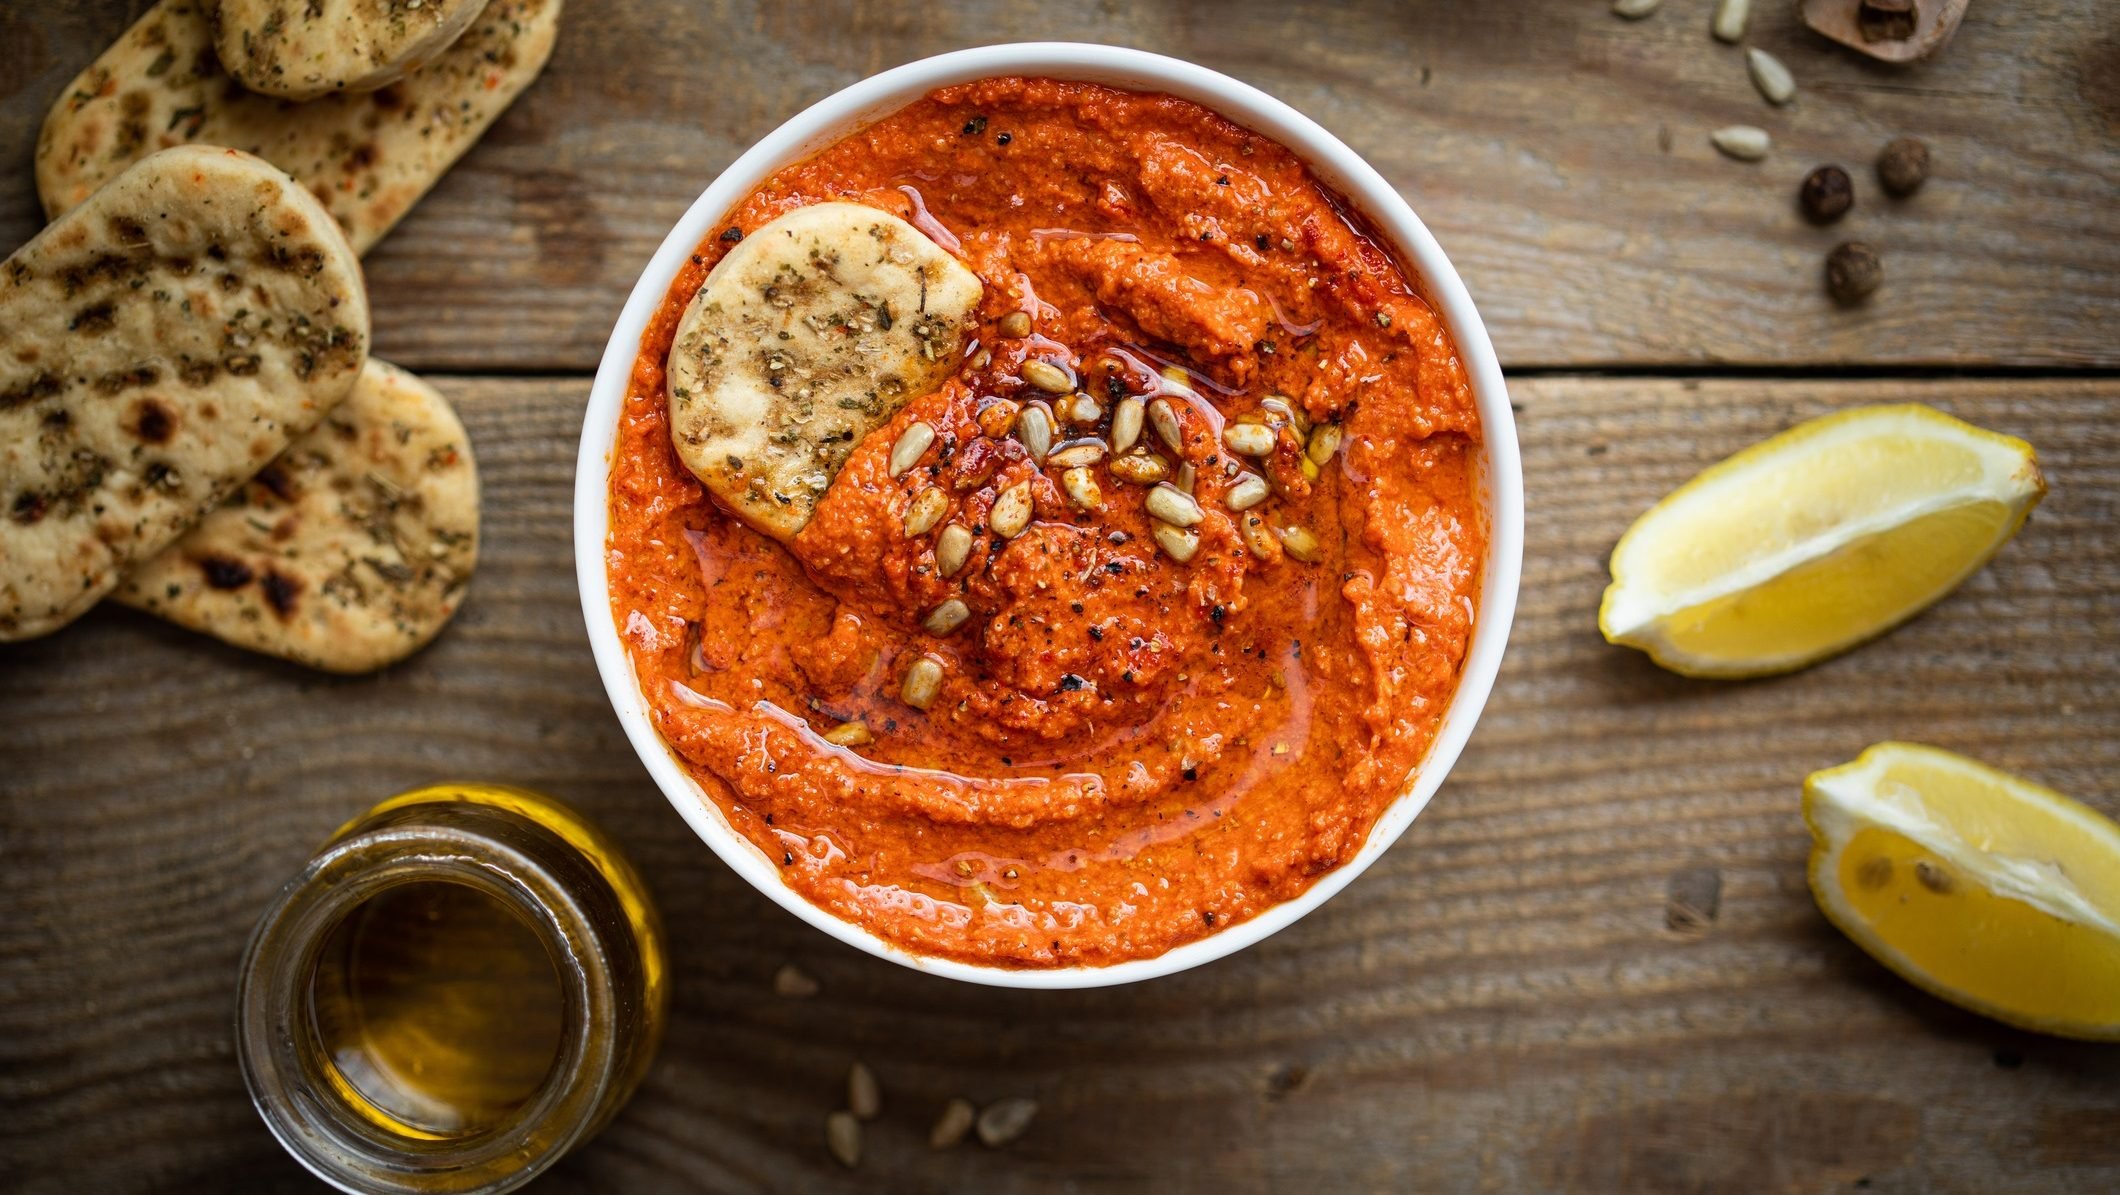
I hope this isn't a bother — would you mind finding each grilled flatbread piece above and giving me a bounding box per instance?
[1,145,369,643]
[209,0,488,101]
[667,202,983,541]
[37,0,561,255]
[117,359,478,673]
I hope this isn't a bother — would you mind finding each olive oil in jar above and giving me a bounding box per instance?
[239,783,665,1194]
[310,879,568,1136]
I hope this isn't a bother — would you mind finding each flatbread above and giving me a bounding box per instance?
[209,0,488,101]
[0,145,369,642]
[117,359,478,673]
[37,0,562,255]
[667,202,983,541]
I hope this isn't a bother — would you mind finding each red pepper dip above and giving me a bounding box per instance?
[607,78,1484,968]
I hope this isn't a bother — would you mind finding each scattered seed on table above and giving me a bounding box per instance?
[976,1097,1039,1148]
[1710,125,1770,162]
[1612,0,1663,18]
[930,1098,977,1149]
[1745,47,1795,105]
[1877,136,1931,197]
[848,1062,881,1120]
[1825,241,1882,305]
[826,1111,861,1168]
[1799,165,1853,223]
[773,963,819,998]
[1711,0,1750,42]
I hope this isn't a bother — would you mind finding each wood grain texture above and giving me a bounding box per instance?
[3,375,2116,1193]
[3,1,2115,371]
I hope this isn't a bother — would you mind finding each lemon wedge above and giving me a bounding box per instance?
[1599,404,2045,677]
[1805,742,2120,1040]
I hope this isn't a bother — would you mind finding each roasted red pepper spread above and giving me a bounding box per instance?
[607,78,1484,967]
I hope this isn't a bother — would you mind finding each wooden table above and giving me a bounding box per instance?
[4,2,2116,1191]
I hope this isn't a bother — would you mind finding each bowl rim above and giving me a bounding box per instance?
[573,41,1522,989]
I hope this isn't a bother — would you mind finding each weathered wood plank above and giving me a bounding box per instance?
[2,1,2114,372]
[2,375,2115,1192]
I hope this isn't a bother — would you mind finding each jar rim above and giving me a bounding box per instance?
[237,816,627,1195]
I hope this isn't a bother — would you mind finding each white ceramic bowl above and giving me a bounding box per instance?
[575,43,1522,989]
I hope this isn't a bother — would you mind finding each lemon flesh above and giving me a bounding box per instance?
[1805,742,2120,1040]
[1600,404,2045,677]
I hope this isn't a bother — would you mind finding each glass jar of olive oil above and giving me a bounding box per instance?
[237,783,666,1194]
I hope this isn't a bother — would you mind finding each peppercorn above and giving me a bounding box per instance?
[1826,242,1882,305]
[1799,165,1854,224]
[1877,137,1931,197]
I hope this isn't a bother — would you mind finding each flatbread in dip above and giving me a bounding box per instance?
[665,201,983,541]
[37,0,562,255]
[209,0,488,101]
[1,145,369,642]
[118,359,478,673]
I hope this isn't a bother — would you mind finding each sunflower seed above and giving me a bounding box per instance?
[1240,513,1280,559]
[1710,125,1770,162]
[902,656,944,709]
[1108,452,1170,485]
[1015,405,1052,462]
[1061,466,1103,510]
[823,721,872,747]
[1060,393,1102,424]
[848,1062,881,1120]
[772,963,819,998]
[1152,523,1200,563]
[1711,0,1749,42]
[1047,440,1108,469]
[1277,524,1323,563]
[1225,473,1270,511]
[1223,423,1275,457]
[1111,397,1145,453]
[936,523,974,577]
[826,1111,861,1167]
[999,310,1033,338]
[923,599,970,636]
[1746,47,1795,105]
[903,487,948,537]
[1305,422,1343,465]
[989,481,1034,538]
[930,1098,977,1149]
[1259,394,1308,435]
[1174,462,1196,495]
[1147,398,1185,454]
[975,399,1020,438]
[1022,359,1073,394]
[888,422,935,478]
[1612,0,1662,17]
[976,1098,1039,1148]
[1145,483,1204,528]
